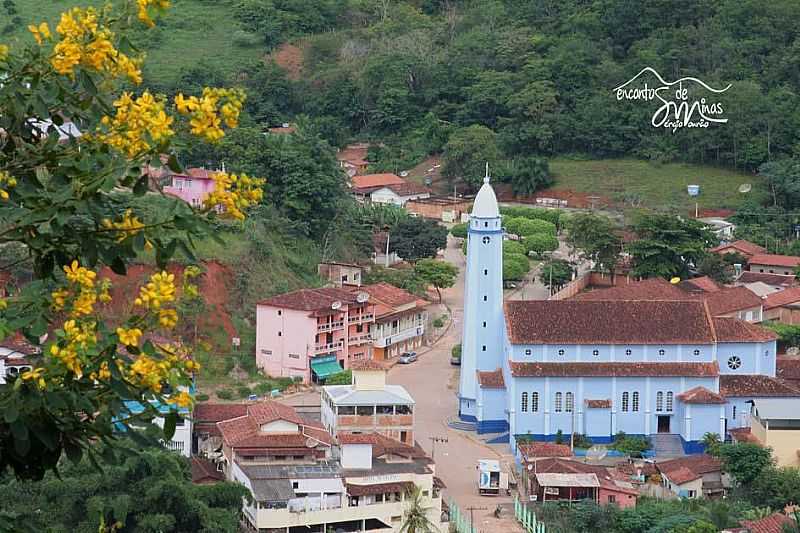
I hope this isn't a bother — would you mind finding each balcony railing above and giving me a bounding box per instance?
[348,313,374,323]
[348,334,372,346]
[314,341,343,354]
[317,320,344,332]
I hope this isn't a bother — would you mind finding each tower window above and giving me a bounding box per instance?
[625,349,632,356]
[554,392,563,413]
[621,392,629,412]
[278,310,282,316]
[658,349,665,356]
[484,269,488,275]
[727,355,742,370]
[656,391,664,412]
[557,349,565,356]
[482,321,486,327]
[484,222,488,228]
[483,295,487,302]
[278,331,282,336]
[482,345,486,352]
[565,392,574,413]
[525,349,532,356]
[632,392,639,412]
[521,392,528,412]
[693,349,700,356]
[592,349,599,356]
[482,236,491,244]
[531,392,539,412]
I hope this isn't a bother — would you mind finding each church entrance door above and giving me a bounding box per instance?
[657,415,671,433]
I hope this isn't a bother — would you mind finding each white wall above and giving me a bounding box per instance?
[261,420,300,433]
[340,443,372,469]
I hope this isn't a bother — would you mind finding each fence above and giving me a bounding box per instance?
[548,271,636,300]
[513,497,546,533]
[447,499,476,533]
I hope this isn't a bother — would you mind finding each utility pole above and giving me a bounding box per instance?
[464,506,487,530]
[385,231,390,267]
[428,436,448,462]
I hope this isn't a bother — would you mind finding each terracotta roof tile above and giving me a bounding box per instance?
[720,375,800,397]
[346,481,414,497]
[351,173,406,191]
[736,272,797,287]
[191,457,224,483]
[505,300,716,345]
[384,182,431,196]
[216,401,330,447]
[748,254,800,268]
[337,432,426,458]
[518,442,572,459]
[477,368,505,389]
[194,403,248,423]
[572,278,687,301]
[679,276,720,293]
[585,399,612,408]
[357,282,417,308]
[741,513,795,533]
[676,386,727,404]
[350,359,389,372]
[0,333,40,356]
[656,454,721,485]
[710,240,767,256]
[713,317,777,342]
[702,286,762,315]
[764,287,800,310]
[510,361,719,378]
[258,287,362,311]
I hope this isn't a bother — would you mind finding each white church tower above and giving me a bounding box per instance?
[458,172,504,421]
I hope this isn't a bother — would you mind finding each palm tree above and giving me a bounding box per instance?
[399,485,436,533]
[702,432,722,456]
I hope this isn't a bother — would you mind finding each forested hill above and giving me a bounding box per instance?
[6,0,800,174]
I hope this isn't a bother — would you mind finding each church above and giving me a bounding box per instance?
[458,176,799,454]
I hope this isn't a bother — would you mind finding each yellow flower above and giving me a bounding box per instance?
[135,271,176,310]
[51,288,70,310]
[174,87,245,143]
[21,367,47,390]
[28,22,51,45]
[116,327,143,346]
[102,209,147,242]
[167,390,193,408]
[99,92,174,157]
[0,171,16,201]
[63,260,96,288]
[137,0,170,28]
[0,298,7,311]
[0,44,8,61]
[203,171,265,220]
[157,308,178,329]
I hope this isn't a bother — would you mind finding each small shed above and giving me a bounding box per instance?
[531,472,600,503]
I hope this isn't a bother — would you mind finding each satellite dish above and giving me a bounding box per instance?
[331,301,342,310]
[356,292,369,303]
[527,463,533,471]
[670,277,681,284]
[585,445,608,461]
[739,183,752,193]
[305,437,318,448]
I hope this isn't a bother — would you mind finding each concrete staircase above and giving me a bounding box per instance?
[650,433,684,456]
[447,416,477,432]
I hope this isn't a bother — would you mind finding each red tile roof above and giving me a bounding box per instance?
[729,427,761,445]
[720,374,800,397]
[191,457,224,483]
[357,282,417,308]
[505,300,716,345]
[713,317,777,342]
[702,286,762,315]
[748,254,800,268]
[764,287,800,310]
[509,361,719,378]
[585,399,612,408]
[679,276,720,293]
[572,277,687,301]
[518,442,572,459]
[477,368,505,389]
[777,357,800,382]
[194,403,249,424]
[384,182,431,196]
[347,481,414,497]
[676,386,726,404]
[216,401,331,448]
[258,287,362,311]
[337,432,426,459]
[247,401,306,426]
[0,333,40,356]
[351,173,406,191]
[525,458,639,495]
[737,271,797,287]
[350,359,389,372]
[741,512,795,533]
[656,454,721,485]
[710,240,767,256]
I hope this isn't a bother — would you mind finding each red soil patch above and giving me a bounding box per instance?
[494,185,614,209]
[270,43,304,81]
[99,260,237,342]
[692,208,735,219]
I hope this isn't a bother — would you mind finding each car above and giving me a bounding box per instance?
[450,356,461,366]
[398,352,418,364]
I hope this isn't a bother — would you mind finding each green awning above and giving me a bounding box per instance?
[311,358,343,379]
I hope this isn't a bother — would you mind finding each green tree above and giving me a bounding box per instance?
[718,442,774,487]
[450,223,468,239]
[702,432,722,456]
[505,217,556,237]
[505,157,552,196]
[503,253,530,282]
[759,159,800,209]
[399,485,436,533]
[523,233,559,256]
[565,213,622,273]
[627,214,715,279]
[539,259,573,291]
[325,370,352,385]
[441,125,500,190]
[697,254,735,284]
[413,259,458,302]
[503,240,527,256]
[389,218,448,263]
[363,267,428,296]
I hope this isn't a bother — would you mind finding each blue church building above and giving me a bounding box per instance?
[458,177,800,454]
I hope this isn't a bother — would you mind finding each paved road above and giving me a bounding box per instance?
[389,235,522,532]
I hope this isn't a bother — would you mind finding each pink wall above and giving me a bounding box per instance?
[256,306,316,382]
[599,488,637,509]
[163,176,216,208]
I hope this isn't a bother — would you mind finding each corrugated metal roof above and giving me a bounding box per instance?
[535,473,600,488]
[250,478,294,502]
[753,398,800,420]
[240,461,342,480]
[325,384,414,405]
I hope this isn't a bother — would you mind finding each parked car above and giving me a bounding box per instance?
[450,355,461,366]
[399,352,418,364]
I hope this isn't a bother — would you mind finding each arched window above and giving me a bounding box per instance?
[621,392,629,412]
[482,236,490,244]
[554,392,563,412]
[656,391,664,412]
[625,349,632,356]
[693,349,700,356]
[666,391,673,412]
[632,392,640,412]
[566,392,574,413]
[658,349,665,356]
[732,405,737,420]
[592,349,599,356]
[532,392,539,413]
[521,392,528,412]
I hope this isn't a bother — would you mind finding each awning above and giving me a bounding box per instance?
[311,358,343,379]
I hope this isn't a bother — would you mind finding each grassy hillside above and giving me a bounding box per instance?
[549,158,767,212]
[3,0,264,86]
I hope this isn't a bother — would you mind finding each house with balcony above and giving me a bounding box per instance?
[321,361,415,445]
[161,167,218,208]
[350,283,429,361]
[256,287,376,384]
[235,431,443,533]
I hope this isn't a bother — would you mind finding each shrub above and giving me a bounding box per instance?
[216,389,234,400]
[451,344,462,359]
[450,223,468,239]
[572,433,593,449]
[611,431,651,457]
[237,385,253,398]
[433,317,444,328]
[325,370,352,385]
[555,429,564,444]
[195,393,210,402]
[254,382,273,395]
[524,233,559,256]
[503,240,526,256]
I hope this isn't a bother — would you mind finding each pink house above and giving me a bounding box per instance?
[255,287,376,384]
[162,167,218,208]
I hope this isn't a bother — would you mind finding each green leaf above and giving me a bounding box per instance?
[133,174,148,196]
[167,154,183,173]
[4,405,19,424]
[162,411,177,441]
[10,420,29,443]
[78,71,98,96]
[110,256,127,276]
[30,423,58,451]
[64,441,83,464]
